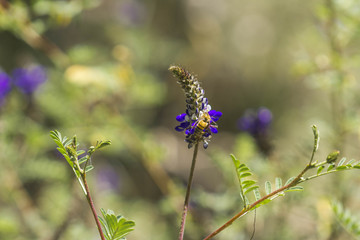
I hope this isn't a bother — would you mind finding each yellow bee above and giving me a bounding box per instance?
[193,112,211,139]
[187,111,217,148]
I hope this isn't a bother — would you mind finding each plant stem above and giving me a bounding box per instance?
[179,143,199,240]
[203,163,312,240]
[204,127,321,239]
[81,174,106,240]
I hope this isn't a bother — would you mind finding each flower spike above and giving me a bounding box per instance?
[169,65,222,149]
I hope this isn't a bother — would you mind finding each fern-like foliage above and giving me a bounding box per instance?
[50,130,111,176]
[50,130,79,175]
[50,130,111,195]
[98,209,135,240]
[332,200,360,238]
[231,154,259,208]
[300,157,360,183]
[231,153,305,210]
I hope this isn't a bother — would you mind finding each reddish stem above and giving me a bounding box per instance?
[203,164,311,240]
[81,174,106,240]
[179,143,199,240]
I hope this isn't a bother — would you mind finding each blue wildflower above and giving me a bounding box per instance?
[170,66,222,149]
[238,107,273,155]
[12,66,47,94]
[0,72,11,106]
[238,107,272,136]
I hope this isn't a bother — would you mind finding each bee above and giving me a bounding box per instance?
[186,111,217,148]
[193,112,211,138]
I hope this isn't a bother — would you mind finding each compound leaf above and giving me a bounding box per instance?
[99,209,135,240]
[275,177,282,190]
[285,186,304,192]
[265,181,272,195]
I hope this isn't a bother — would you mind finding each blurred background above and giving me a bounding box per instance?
[1,0,360,239]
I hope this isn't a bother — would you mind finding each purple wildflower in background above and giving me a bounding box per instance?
[170,66,222,149]
[12,66,47,94]
[238,107,273,155]
[0,72,11,106]
[97,167,120,191]
[116,0,146,26]
[238,107,272,136]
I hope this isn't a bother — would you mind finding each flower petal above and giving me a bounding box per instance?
[175,121,190,131]
[210,126,218,133]
[176,113,187,122]
[209,110,222,118]
[258,108,272,125]
[175,126,185,132]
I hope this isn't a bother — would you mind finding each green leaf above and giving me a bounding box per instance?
[335,166,348,171]
[332,200,360,238]
[99,209,135,240]
[240,172,252,178]
[351,160,359,166]
[242,180,257,189]
[244,196,250,206]
[346,159,355,166]
[285,177,295,186]
[238,163,246,168]
[338,157,346,166]
[231,154,259,202]
[312,125,319,152]
[96,140,112,150]
[51,131,77,170]
[285,186,304,192]
[265,181,272,195]
[317,165,325,175]
[244,185,259,195]
[78,156,89,164]
[327,164,335,172]
[85,165,94,173]
[353,165,360,169]
[256,199,271,207]
[64,138,73,147]
[253,188,261,201]
[50,130,61,142]
[275,177,282,190]
[76,150,85,156]
[239,167,250,172]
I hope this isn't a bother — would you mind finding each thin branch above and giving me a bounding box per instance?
[179,143,199,240]
[81,174,106,240]
[203,163,313,240]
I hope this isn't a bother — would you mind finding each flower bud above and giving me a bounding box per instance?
[326,150,340,164]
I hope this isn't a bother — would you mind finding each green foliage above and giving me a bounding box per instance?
[50,130,81,176]
[231,152,306,208]
[326,150,341,164]
[332,201,360,238]
[50,130,111,176]
[231,154,259,207]
[98,209,135,240]
[308,156,360,182]
[312,125,320,153]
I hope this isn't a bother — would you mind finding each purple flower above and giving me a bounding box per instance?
[12,66,47,94]
[0,72,11,106]
[97,167,120,191]
[238,107,272,136]
[170,65,222,149]
[238,107,273,155]
[116,0,146,26]
[175,109,222,149]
